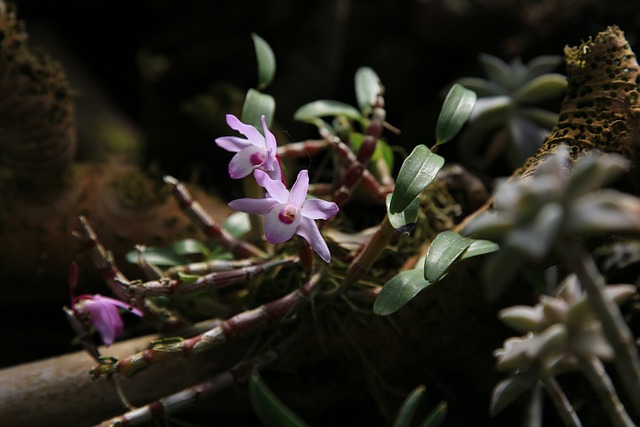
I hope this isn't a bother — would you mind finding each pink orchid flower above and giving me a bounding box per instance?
[73,294,142,346]
[214,114,282,181]
[229,169,339,262]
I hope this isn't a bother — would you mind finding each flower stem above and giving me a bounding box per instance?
[541,376,583,427]
[577,355,635,427]
[560,239,640,420]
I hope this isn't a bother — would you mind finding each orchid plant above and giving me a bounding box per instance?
[61,31,640,427]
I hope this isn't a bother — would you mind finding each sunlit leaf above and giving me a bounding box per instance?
[386,194,419,235]
[249,373,309,427]
[251,33,276,90]
[293,100,362,122]
[242,88,276,129]
[170,239,209,257]
[177,272,199,284]
[223,211,252,238]
[424,231,474,283]
[435,84,477,146]
[393,385,425,427]
[125,248,187,267]
[460,239,500,260]
[355,67,381,113]
[456,77,504,97]
[374,269,433,316]
[389,145,444,214]
[419,401,448,427]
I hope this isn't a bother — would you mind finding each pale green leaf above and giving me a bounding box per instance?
[124,248,187,267]
[170,239,209,257]
[393,385,425,427]
[374,269,433,316]
[223,211,252,238]
[355,67,381,113]
[242,88,276,129]
[513,73,567,104]
[251,33,276,90]
[249,373,309,427]
[478,53,513,88]
[419,401,448,427]
[293,100,362,122]
[424,231,474,283]
[435,83,477,146]
[386,194,420,235]
[389,145,444,214]
[460,239,500,260]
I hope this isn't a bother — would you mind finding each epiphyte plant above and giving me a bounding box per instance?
[456,53,567,171]
[65,32,475,426]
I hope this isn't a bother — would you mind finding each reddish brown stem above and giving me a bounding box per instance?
[90,274,321,378]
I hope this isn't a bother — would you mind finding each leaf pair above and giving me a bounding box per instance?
[373,232,498,315]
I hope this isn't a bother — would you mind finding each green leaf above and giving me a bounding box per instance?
[490,371,539,416]
[124,248,188,267]
[460,239,500,260]
[513,73,566,104]
[393,385,425,427]
[419,401,448,427]
[249,373,309,427]
[293,100,362,122]
[435,83,477,146]
[223,211,252,238]
[170,239,209,257]
[242,88,276,129]
[251,33,276,90]
[386,194,419,235]
[355,67,381,113]
[389,145,444,214]
[374,269,433,316]
[424,231,474,283]
[478,53,514,88]
[177,271,200,284]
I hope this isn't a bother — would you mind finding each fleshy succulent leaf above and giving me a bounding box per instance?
[251,33,276,90]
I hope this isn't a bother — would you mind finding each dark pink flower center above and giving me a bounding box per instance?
[249,150,266,166]
[278,205,299,224]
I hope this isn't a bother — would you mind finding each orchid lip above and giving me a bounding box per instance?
[278,205,299,224]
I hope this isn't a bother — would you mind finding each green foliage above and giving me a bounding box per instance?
[393,385,426,427]
[391,385,447,427]
[388,145,444,214]
[424,231,474,283]
[251,33,276,90]
[373,269,432,316]
[249,373,309,427]
[293,99,362,123]
[435,83,477,147]
[386,194,419,235]
[242,88,276,129]
[355,67,382,113]
[456,53,567,170]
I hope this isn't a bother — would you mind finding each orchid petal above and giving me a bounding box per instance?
[261,115,277,153]
[264,205,300,243]
[93,295,143,317]
[296,216,331,262]
[254,170,289,203]
[229,146,265,179]
[215,136,253,153]
[226,114,264,144]
[301,199,339,220]
[229,197,280,215]
[83,297,123,346]
[289,170,309,207]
